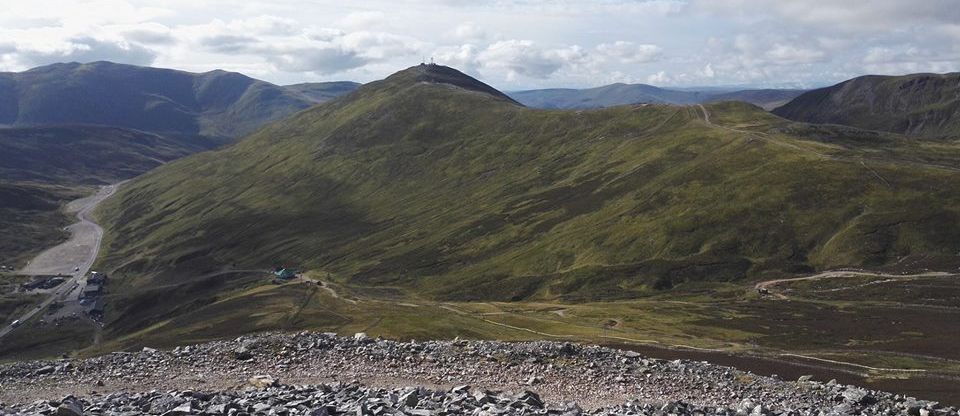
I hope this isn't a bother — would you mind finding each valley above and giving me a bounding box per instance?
[2,60,960,414]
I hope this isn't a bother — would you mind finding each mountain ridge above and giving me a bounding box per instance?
[772,72,960,138]
[508,83,805,110]
[0,61,318,139]
[96,65,960,311]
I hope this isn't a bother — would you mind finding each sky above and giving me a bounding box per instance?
[1,0,959,90]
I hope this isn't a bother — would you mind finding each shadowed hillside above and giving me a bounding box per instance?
[773,73,960,138]
[285,82,362,103]
[0,125,220,184]
[705,89,806,110]
[97,65,960,309]
[0,125,221,266]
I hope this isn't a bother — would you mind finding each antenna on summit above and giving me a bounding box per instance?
[430,57,435,65]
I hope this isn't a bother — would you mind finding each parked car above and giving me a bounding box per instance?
[10,319,21,327]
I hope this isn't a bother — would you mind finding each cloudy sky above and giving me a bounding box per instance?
[1,0,959,90]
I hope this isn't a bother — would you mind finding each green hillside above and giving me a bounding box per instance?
[96,65,960,309]
[773,72,960,138]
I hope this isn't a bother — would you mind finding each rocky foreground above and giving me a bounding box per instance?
[0,332,955,415]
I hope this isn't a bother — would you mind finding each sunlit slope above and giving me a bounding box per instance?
[98,65,960,301]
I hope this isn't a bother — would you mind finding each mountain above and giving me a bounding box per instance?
[704,89,806,110]
[772,73,960,138]
[285,81,362,103]
[0,125,217,266]
[509,84,805,110]
[0,61,318,140]
[508,83,708,108]
[96,63,960,327]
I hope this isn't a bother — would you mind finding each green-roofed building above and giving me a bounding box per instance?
[274,268,297,279]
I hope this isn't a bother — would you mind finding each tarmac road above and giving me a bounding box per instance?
[0,182,124,340]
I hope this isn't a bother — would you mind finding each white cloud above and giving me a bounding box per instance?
[451,22,488,43]
[647,71,671,84]
[122,23,176,45]
[766,44,828,65]
[596,41,662,64]
[0,0,957,88]
[477,40,570,80]
[336,11,388,31]
[10,36,157,68]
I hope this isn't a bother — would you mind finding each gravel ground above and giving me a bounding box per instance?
[0,332,956,415]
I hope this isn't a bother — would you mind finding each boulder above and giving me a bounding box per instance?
[34,365,55,376]
[400,390,419,408]
[248,375,279,389]
[55,401,83,416]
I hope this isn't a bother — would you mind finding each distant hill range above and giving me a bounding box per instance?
[773,73,960,138]
[508,84,805,110]
[285,81,362,103]
[0,61,356,140]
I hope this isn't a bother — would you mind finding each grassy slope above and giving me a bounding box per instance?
[97,65,960,313]
[773,72,960,138]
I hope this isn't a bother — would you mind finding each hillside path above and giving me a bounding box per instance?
[0,182,124,339]
[754,270,953,300]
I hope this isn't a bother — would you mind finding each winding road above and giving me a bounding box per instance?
[754,270,953,300]
[0,182,123,340]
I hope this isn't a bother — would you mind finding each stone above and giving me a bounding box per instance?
[162,403,195,416]
[234,346,253,360]
[248,375,279,389]
[34,365,55,375]
[56,401,83,416]
[400,390,419,407]
[841,387,875,405]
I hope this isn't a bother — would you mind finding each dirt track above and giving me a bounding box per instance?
[754,270,953,300]
[0,183,123,339]
[18,183,121,276]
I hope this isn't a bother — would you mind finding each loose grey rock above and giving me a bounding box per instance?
[0,332,954,416]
